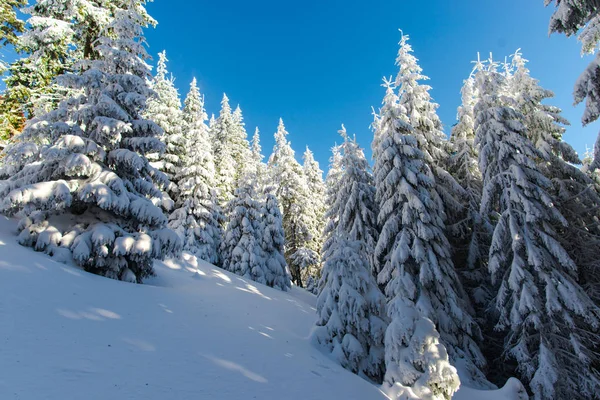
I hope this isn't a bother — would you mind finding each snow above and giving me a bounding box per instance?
[0,215,523,400]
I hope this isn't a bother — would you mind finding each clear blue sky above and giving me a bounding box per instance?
[143,0,598,170]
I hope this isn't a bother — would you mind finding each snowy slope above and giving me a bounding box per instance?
[0,215,524,400]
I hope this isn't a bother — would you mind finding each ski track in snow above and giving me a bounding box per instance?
[0,215,519,400]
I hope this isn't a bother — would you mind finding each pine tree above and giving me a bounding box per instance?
[301,146,326,291]
[394,33,465,231]
[250,127,267,188]
[0,2,179,283]
[374,80,460,399]
[168,78,222,265]
[1,0,156,139]
[145,50,183,197]
[474,56,600,399]
[221,176,265,283]
[212,94,238,205]
[259,188,291,291]
[448,74,490,306]
[0,0,26,50]
[545,0,600,171]
[268,118,317,287]
[509,50,600,305]
[313,127,386,382]
[322,142,343,261]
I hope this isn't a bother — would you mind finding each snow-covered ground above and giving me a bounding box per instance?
[0,215,524,400]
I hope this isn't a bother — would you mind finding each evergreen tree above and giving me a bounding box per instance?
[509,50,600,305]
[545,0,600,171]
[374,80,460,399]
[1,0,156,139]
[301,146,326,290]
[0,2,179,282]
[322,142,343,261]
[268,118,317,287]
[145,50,183,198]
[250,127,267,187]
[474,57,600,399]
[168,78,222,265]
[259,188,291,291]
[448,74,490,306]
[0,0,26,49]
[313,127,386,382]
[221,176,265,283]
[212,94,238,205]
[395,34,465,231]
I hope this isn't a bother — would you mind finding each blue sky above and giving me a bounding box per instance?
[4,1,595,170]
[143,0,599,170]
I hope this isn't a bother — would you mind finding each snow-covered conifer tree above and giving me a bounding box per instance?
[545,1,600,171]
[221,175,265,283]
[313,126,386,382]
[448,74,490,306]
[395,34,465,229]
[250,127,267,188]
[145,51,183,196]
[373,79,461,398]
[168,78,222,264]
[509,50,600,304]
[322,143,343,260]
[373,78,488,388]
[0,0,26,70]
[212,94,237,205]
[0,2,179,283]
[301,146,326,291]
[259,187,291,291]
[474,56,600,399]
[268,118,317,287]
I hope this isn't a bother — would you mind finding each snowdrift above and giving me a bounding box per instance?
[0,215,523,400]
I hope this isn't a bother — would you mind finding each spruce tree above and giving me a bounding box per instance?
[259,188,292,291]
[1,0,156,139]
[313,127,386,382]
[250,127,267,188]
[474,56,600,399]
[221,175,264,284]
[322,142,343,261]
[545,0,600,171]
[509,50,600,305]
[374,80,460,399]
[212,94,238,205]
[145,50,183,197]
[168,78,222,264]
[0,0,26,50]
[268,118,317,287]
[394,34,465,231]
[301,146,326,291]
[448,74,490,306]
[0,2,179,282]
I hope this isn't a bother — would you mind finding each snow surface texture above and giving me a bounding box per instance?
[0,216,524,400]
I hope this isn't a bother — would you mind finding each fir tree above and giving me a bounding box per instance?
[1,0,156,139]
[509,50,600,305]
[0,0,26,50]
[221,176,264,283]
[168,78,222,265]
[0,2,179,283]
[376,77,488,386]
[268,118,317,287]
[301,146,326,290]
[212,94,238,205]
[374,80,460,399]
[250,127,267,188]
[448,74,490,306]
[394,33,465,231]
[545,0,600,171]
[313,127,386,382]
[322,142,343,261]
[145,50,183,197]
[474,56,600,399]
[259,187,292,291]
